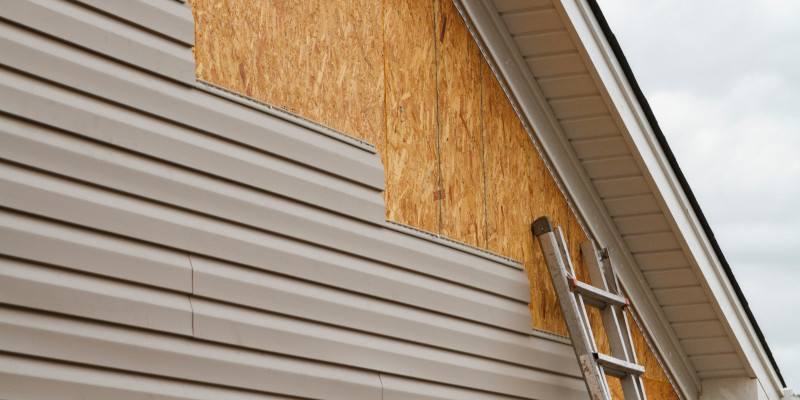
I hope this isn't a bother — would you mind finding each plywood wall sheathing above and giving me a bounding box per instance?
[383,0,440,232]
[435,0,486,247]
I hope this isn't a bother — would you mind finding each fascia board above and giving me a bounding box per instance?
[453,0,700,398]
[551,0,785,396]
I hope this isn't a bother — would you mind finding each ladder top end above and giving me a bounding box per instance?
[532,216,553,236]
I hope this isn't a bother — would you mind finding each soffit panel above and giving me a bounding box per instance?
[484,0,748,385]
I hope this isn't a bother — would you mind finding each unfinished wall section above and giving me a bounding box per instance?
[191,1,680,399]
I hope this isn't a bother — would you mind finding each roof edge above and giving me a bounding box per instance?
[583,0,786,389]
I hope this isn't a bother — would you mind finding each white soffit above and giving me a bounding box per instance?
[454,0,786,399]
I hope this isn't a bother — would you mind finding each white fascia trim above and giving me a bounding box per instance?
[453,0,700,398]
[552,0,784,397]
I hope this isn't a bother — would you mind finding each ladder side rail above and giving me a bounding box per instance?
[556,227,618,398]
[580,241,611,292]
[601,250,648,400]
[601,254,638,364]
[533,218,611,400]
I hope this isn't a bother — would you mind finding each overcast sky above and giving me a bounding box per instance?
[596,0,800,391]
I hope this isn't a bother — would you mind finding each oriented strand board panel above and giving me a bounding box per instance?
[435,0,487,246]
[383,0,440,233]
[191,0,385,153]
[482,57,530,262]
[525,131,571,335]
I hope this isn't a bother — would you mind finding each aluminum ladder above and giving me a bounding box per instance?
[532,216,647,400]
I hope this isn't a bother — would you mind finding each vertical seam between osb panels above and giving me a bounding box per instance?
[479,55,489,250]
[432,0,443,235]
[382,0,389,200]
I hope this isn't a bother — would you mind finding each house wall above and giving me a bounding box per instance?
[192,3,680,399]
[0,0,678,399]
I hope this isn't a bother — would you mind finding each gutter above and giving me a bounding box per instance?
[583,0,787,388]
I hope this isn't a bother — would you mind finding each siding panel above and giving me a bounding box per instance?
[0,0,195,84]
[0,257,192,336]
[0,354,296,400]
[0,307,383,400]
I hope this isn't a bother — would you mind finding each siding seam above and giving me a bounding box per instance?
[187,253,195,337]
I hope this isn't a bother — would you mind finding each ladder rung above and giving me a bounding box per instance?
[594,352,645,378]
[568,277,628,309]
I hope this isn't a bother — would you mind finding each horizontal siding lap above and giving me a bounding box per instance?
[0,83,385,225]
[0,210,192,292]
[0,162,530,332]
[381,374,565,400]
[0,354,295,400]
[0,0,195,84]
[192,298,586,399]
[191,255,577,376]
[0,21,386,192]
[0,307,383,400]
[0,106,528,302]
[0,257,192,335]
[71,0,195,46]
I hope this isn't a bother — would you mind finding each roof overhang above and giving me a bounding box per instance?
[452,0,786,398]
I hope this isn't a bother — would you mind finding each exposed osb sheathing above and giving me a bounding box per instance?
[436,0,486,247]
[383,0,440,233]
[191,2,681,398]
[190,0,385,154]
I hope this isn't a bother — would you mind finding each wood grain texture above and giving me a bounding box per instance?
[383,0,439,232]
[191,0,385,151]
[527,141,571,335]
[483,57,530,261]
[436,0,486,247]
